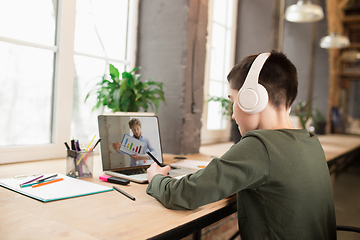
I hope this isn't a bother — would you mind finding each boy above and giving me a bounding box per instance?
[146,51,336,240]
[112,118,156,166]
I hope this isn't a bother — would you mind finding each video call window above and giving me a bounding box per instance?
[98,115,163,170]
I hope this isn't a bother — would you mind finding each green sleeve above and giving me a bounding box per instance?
[146,136,270,210]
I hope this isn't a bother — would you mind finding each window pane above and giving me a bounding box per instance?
[0,0,57,45]
[205,0,235,132]
[207,81,225,130]
[209,23,225,81]
[72,56,106,142]
[72,55,125,142]
[224,29,232,79]
[0,42,54,146]
[207,101,222,130]
[73,0,131,143]
[74,0,129,60]
[220,116,228,129]
[226,0,234,28]
[213,0,227,25]
[223,84,229,97]
[208,80,223,97]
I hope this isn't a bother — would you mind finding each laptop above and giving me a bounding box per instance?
[98,114,196,183]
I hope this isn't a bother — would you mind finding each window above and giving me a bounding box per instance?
[72,0,137,142]
[0,0,137,163]
[0,0,57,147]
[201,0,238,144]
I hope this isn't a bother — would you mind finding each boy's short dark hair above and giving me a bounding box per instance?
[129,118,141,128]
[227,50,298,109]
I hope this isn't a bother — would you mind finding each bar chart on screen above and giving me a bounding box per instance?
[119,134,146,156]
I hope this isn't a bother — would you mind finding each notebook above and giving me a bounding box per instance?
[98,114,196,183]
[0,173,113,202]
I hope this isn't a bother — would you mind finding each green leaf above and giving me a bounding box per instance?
[129,67,139,73]
[113,88,121,109]
[120,78,129,96]
[122,71,132,80]
[109,64,119,80]
[208,96,233,119]
[134,73,141,82]
[146,81,163,88]
[135,93,142,101]
[120,91,132,112]
[135,82,144,91]
[84,64,165,113]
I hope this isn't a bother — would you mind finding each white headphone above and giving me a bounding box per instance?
[237,52,270,114]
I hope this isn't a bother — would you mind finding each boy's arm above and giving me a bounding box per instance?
[146,136,270,210]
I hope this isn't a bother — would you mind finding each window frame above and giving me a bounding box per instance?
[201,0,238,145]
[0,0,138,164]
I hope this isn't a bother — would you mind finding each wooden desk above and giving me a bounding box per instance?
[0,154,236,240]
[317,134,360,163]
[1,134,359,239]
[318,134,360,178]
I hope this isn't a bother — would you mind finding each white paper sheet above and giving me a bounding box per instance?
[170,159,210,170]
[0,173,113,202]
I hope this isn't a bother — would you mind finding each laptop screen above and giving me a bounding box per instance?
[98,115,163,171]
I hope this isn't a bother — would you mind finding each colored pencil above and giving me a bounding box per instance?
[19,175,44,187]
[32,178,63,188]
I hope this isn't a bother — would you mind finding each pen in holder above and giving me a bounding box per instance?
[66,149,94,178]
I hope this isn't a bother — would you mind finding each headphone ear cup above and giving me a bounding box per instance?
[252,84,268,114]
[237,84,268,114]
[237,87,258,113]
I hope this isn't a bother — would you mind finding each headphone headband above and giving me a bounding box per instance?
[237,52,270,114]
[242,53,270,89]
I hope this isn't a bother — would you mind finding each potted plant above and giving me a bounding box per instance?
[208,96,241,143]
[291,99,327,134]
[292,100,312,129]
[312,107,326,134]
[208,96,233,118]
[85,64,165,113]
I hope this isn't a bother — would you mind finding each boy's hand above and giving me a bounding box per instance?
[146,163,171,182]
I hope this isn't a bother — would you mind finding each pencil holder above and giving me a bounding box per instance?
[66,150,94,178]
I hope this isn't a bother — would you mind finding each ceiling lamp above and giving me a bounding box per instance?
[285,0,324,23]
[340,49,360,62]
[319,32,350,49]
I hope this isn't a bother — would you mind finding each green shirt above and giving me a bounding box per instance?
[146,129,336,240]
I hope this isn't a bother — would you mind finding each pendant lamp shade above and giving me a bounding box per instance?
[340,50,360,62]
[320,32,350,49]
[285,0,324,22]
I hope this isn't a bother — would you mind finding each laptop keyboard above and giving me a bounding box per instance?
[115,167,148,176]
[114,164,178,176]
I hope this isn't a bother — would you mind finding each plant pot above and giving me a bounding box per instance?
[314,122,326,135]
[231,120,242,143]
